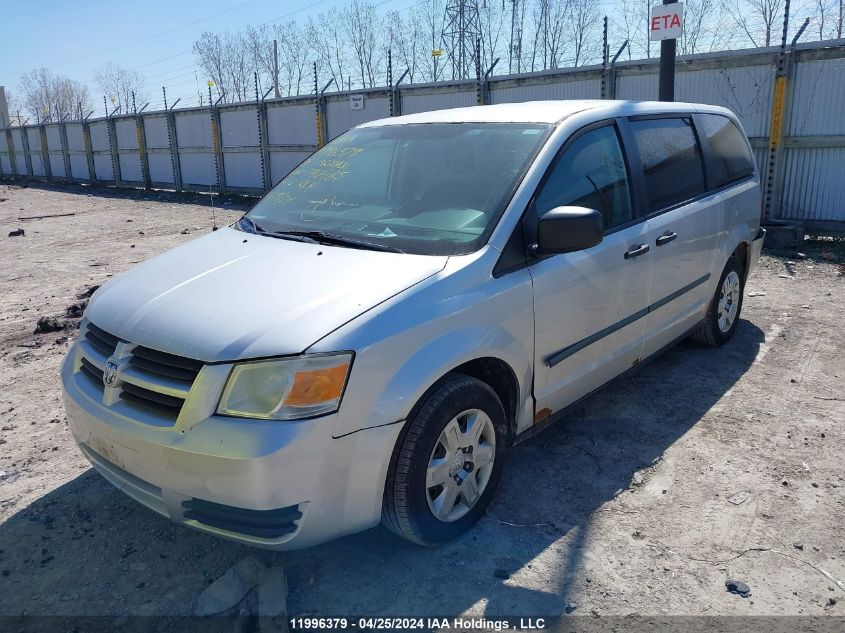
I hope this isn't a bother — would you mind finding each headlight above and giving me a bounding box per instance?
[217,353,352,420]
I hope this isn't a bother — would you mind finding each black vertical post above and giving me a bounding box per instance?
[601,16,609,99]
[658,0,678,102]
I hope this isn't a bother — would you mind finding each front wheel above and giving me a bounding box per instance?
[690,255,745,346]
[382,374,507,545]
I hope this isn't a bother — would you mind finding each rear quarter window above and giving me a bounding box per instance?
[698,114,756,188]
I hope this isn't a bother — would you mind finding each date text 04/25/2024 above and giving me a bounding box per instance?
[288,617,548,630]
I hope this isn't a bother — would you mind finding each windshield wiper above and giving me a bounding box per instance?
[273,230,404,253]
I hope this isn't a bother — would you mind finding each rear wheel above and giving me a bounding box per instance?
[382,374,507,545]
[690,255,744,346]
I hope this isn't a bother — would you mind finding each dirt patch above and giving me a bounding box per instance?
[0,182,842,620]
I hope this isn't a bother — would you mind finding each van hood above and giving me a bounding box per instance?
[86,226,447,362]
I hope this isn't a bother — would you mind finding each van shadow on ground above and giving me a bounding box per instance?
[0,321,764,620]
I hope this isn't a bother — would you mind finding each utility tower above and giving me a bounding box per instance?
[442,0,482,80]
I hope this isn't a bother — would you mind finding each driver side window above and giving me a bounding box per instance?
[535,125,633,231]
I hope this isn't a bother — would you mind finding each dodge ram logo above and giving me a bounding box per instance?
[103,361,119,387]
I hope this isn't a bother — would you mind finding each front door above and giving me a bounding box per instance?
[529,122,652,417]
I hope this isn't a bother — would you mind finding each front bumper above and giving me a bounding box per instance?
[61,345,403,550]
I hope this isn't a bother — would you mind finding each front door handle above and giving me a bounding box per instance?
[624,243,650,259]
[656,231,678,246]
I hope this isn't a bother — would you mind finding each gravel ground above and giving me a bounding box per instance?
[0,183,843,624]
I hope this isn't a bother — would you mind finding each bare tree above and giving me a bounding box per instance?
[530,0,570,70]
[613,0,654,59]
[386,11,421,83]
[193,31,252,103]
[194,31,227,101]
[18,68,91,121]
[478,0,508,72]
[680,0,718,53]
[2,89,25,126]
[225,31,253,101]
[274,21,312,96]
[246,24,275,95]
[416,0,447,82]
[811,0,842,38]
[341,0,383,88]
[95,63,147,114]
[839,0,844,37]
[567,0,600,66]
[309,10,349,90]
[724,0,784,47]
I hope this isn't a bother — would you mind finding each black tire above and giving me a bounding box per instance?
[690,255,745,346]
[382,374,508,545]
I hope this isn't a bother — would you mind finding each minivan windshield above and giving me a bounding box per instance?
[244,123,552,255]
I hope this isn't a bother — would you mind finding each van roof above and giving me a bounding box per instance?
[359,100,736,127]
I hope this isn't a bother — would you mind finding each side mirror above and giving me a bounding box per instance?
[532,206,604,255]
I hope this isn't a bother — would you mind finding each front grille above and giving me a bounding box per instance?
[85,322,119,357]
[129,345,203,383]
[182,498,302,539]
[119,382,185,417]
[76,320,205,425]
[79,357,104,389]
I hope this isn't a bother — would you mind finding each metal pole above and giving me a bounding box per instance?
[609,40,628,100]
[20,124,33,178]
[210,88,225,195]
[658,0,678,101]
[38,122,51,180]
[82,111,96,182]
[259,86,273,191]
[59,113,71,181]
[314,62,323,148]
[762,0,792,221]
[601,16,609,99]
[106,111,121,186]
[135,108,151,189]
[254,72,267,193]
[2,115,17,179]
[273,39,280,99]
[165,90,183,192]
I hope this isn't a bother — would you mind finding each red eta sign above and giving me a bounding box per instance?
[650,3,684,41]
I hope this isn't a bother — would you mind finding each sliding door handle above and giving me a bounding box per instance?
[656,231,678,246]
[624,243,650,259]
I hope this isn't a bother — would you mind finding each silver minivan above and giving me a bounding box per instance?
[61,100,765,549]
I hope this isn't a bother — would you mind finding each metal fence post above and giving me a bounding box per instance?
[21,127,34,177]
[38,124,52,179]
[106,114,122,186]
[82,112,97,182]
[392,69,410,117]
[165,98,183,193]
[601,17,609,99]
[763,0,793,221]
[135,104,151,190]
[3,124,17,178]
[479,59,500,106]
[210,97,226,195]
[258,83,273,192]
[608,41,628,100]
[59,117,71,180]
[771,19,809,219]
